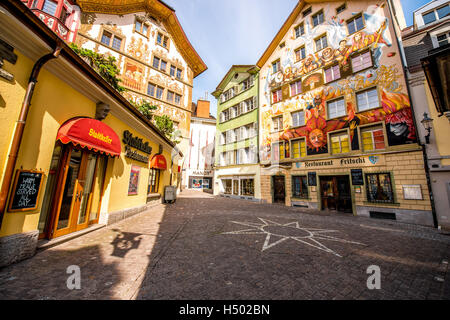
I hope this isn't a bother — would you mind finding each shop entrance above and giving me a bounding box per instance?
[39,145,108,239]
[38,118,120,239]
[273,175,286,204]
[319,176,352,213]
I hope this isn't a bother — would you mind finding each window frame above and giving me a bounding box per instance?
[148,168,161,194]
[290,80,302,97]
[356,87,380,113]
[351,50,373,73]
[272,89,283,104]
[294,22,305,38]
[295,45,306,62]
[329,129,351,155]
[336,3,347,14]
[311,10,325,28]
[324,64,341,83]
[359,123,387,152]
[156,32,170,49]
[365,172,395,204]
[291,110,305,127]
[134,18,150,37]
[315,34,328,52]
[346,13,365,35]
[292,175,309,199]
[100,29,123,51]
[272,116,283,132]
[290,138,307,159]
[272,59,281,73]
[327,97,346,119]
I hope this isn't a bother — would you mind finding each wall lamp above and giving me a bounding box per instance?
[420,112,434,144]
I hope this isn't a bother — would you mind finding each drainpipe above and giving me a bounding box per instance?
[0,44,62,229]
[386,0,438,228]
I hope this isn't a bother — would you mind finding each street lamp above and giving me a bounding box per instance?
[420,112,434,144]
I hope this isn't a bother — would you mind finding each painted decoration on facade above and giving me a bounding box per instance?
[260,4,416,162]
[123,59,145,92]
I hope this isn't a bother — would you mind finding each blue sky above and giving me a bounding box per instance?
[163,0,431,117]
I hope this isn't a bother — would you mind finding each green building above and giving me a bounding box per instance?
[212,65,261,200]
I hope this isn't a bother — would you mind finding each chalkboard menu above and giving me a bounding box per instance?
[307,172,317,186]
[8,170,44,212]
[351,169,364,186]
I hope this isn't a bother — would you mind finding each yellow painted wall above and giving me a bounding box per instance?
[0,51,175,238]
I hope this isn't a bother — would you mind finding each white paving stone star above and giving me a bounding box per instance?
[222,218,364,257]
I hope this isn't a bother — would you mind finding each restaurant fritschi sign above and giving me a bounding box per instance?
[294,155,385,169]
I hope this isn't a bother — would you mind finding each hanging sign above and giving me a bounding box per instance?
[8,170,44,212]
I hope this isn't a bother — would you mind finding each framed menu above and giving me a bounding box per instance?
[8,170,44,212]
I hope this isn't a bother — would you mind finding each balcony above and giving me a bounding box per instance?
[31,9,70,41]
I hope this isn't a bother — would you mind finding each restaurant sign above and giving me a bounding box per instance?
[294,155,385,170]
[123,130,152,164]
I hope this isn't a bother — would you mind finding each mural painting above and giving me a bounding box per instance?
[259,4,416,162]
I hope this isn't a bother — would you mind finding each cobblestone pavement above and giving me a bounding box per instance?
[0,190,449,300]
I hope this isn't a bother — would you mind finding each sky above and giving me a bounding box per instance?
[163,0,432,117]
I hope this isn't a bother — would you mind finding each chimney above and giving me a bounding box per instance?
[196,99,210,119]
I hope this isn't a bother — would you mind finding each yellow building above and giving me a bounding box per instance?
[0,0,181,266]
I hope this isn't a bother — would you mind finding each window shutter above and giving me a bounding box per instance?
[253,96,257,109]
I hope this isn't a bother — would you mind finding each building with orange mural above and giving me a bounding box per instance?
[67,0,207,184]
[257,0,435,226]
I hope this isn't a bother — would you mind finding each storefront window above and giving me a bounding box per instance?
[366,173,394,203]
[233,180,239,195]
[223,179,232,194]
[292,176,308,198]
[240,179,255,196]
[89,156,108,222]
[148,168,161,194]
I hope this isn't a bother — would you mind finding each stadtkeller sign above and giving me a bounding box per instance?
[122,130,152,164]
[293,155,385,170]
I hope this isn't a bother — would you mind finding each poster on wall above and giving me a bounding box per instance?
[128,166,141,195]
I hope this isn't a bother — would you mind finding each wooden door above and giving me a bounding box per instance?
[273,176,285,204]
[320,177,336,210]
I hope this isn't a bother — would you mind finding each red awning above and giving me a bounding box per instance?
[56,118,121,157]
[150,154,167,170]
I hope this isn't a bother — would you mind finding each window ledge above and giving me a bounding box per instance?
[363,201,401,207]
[147,193,161,201]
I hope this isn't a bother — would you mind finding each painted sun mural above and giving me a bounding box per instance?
[259,4,417,162]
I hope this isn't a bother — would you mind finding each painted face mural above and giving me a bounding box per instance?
[259,4,416,162]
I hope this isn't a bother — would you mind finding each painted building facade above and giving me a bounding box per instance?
[71,0,207,180]
[184,99,216,192]
[257,0,434,226]
[0,0,181,266]
[212,66,261,200]
[402,0,450,230]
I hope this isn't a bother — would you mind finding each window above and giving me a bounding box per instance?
[242,76,254,91]
[361,125,385,151]
[272,60,281,73]
[222,87,235,102]
[292,110,305,127]
[175,93,182,105]
[312,11,324,27]
[60,7,69,24]
[111,36,122,51]
[166,91,174,103]
[101,31,112,46]
[290,80,302,96]
[272,141,289,161]
[272,89,282,104]
[272,116,283,132]
[42,0,57,16]
[292,176,308,198]
[291,139,306,159]
[240,179,255,196]
[101,30,122,50]
[147,83,156,96]
[160,60,167,72]
[135,19,149,35]
[156,86,164,100]
[303,7,312,17]
[152,56,160,69]
[347,15,364,35]
[437,5,450,19]
[157,32,169,48]
[356,88,379,112]
[437,33,450,47]
[31,0,39,9]
[423,11,436,25]
[327,98,346,119]
[315,34,328,51]
[148,169,161,194]
[295,46,306,62]
[325,65,341,83]
[366,173,394,203]
[336,3,346,14]
[170,65,176,77]
[331,132,350,154]
[223,179,232,194]
[176,68,182,80]
[351,51,372,72]
[280,42,286,49]
[294,23,305,38]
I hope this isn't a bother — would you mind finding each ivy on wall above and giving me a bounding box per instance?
[70,43,125,93]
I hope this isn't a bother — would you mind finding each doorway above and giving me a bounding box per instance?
[39,144,107,239]
[272,175,286,204]
[319,175,352,213]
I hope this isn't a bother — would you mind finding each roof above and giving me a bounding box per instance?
[2,0,182,155]
[75,0,207,78]
[212,65,258,97]
[256,0,347,69]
